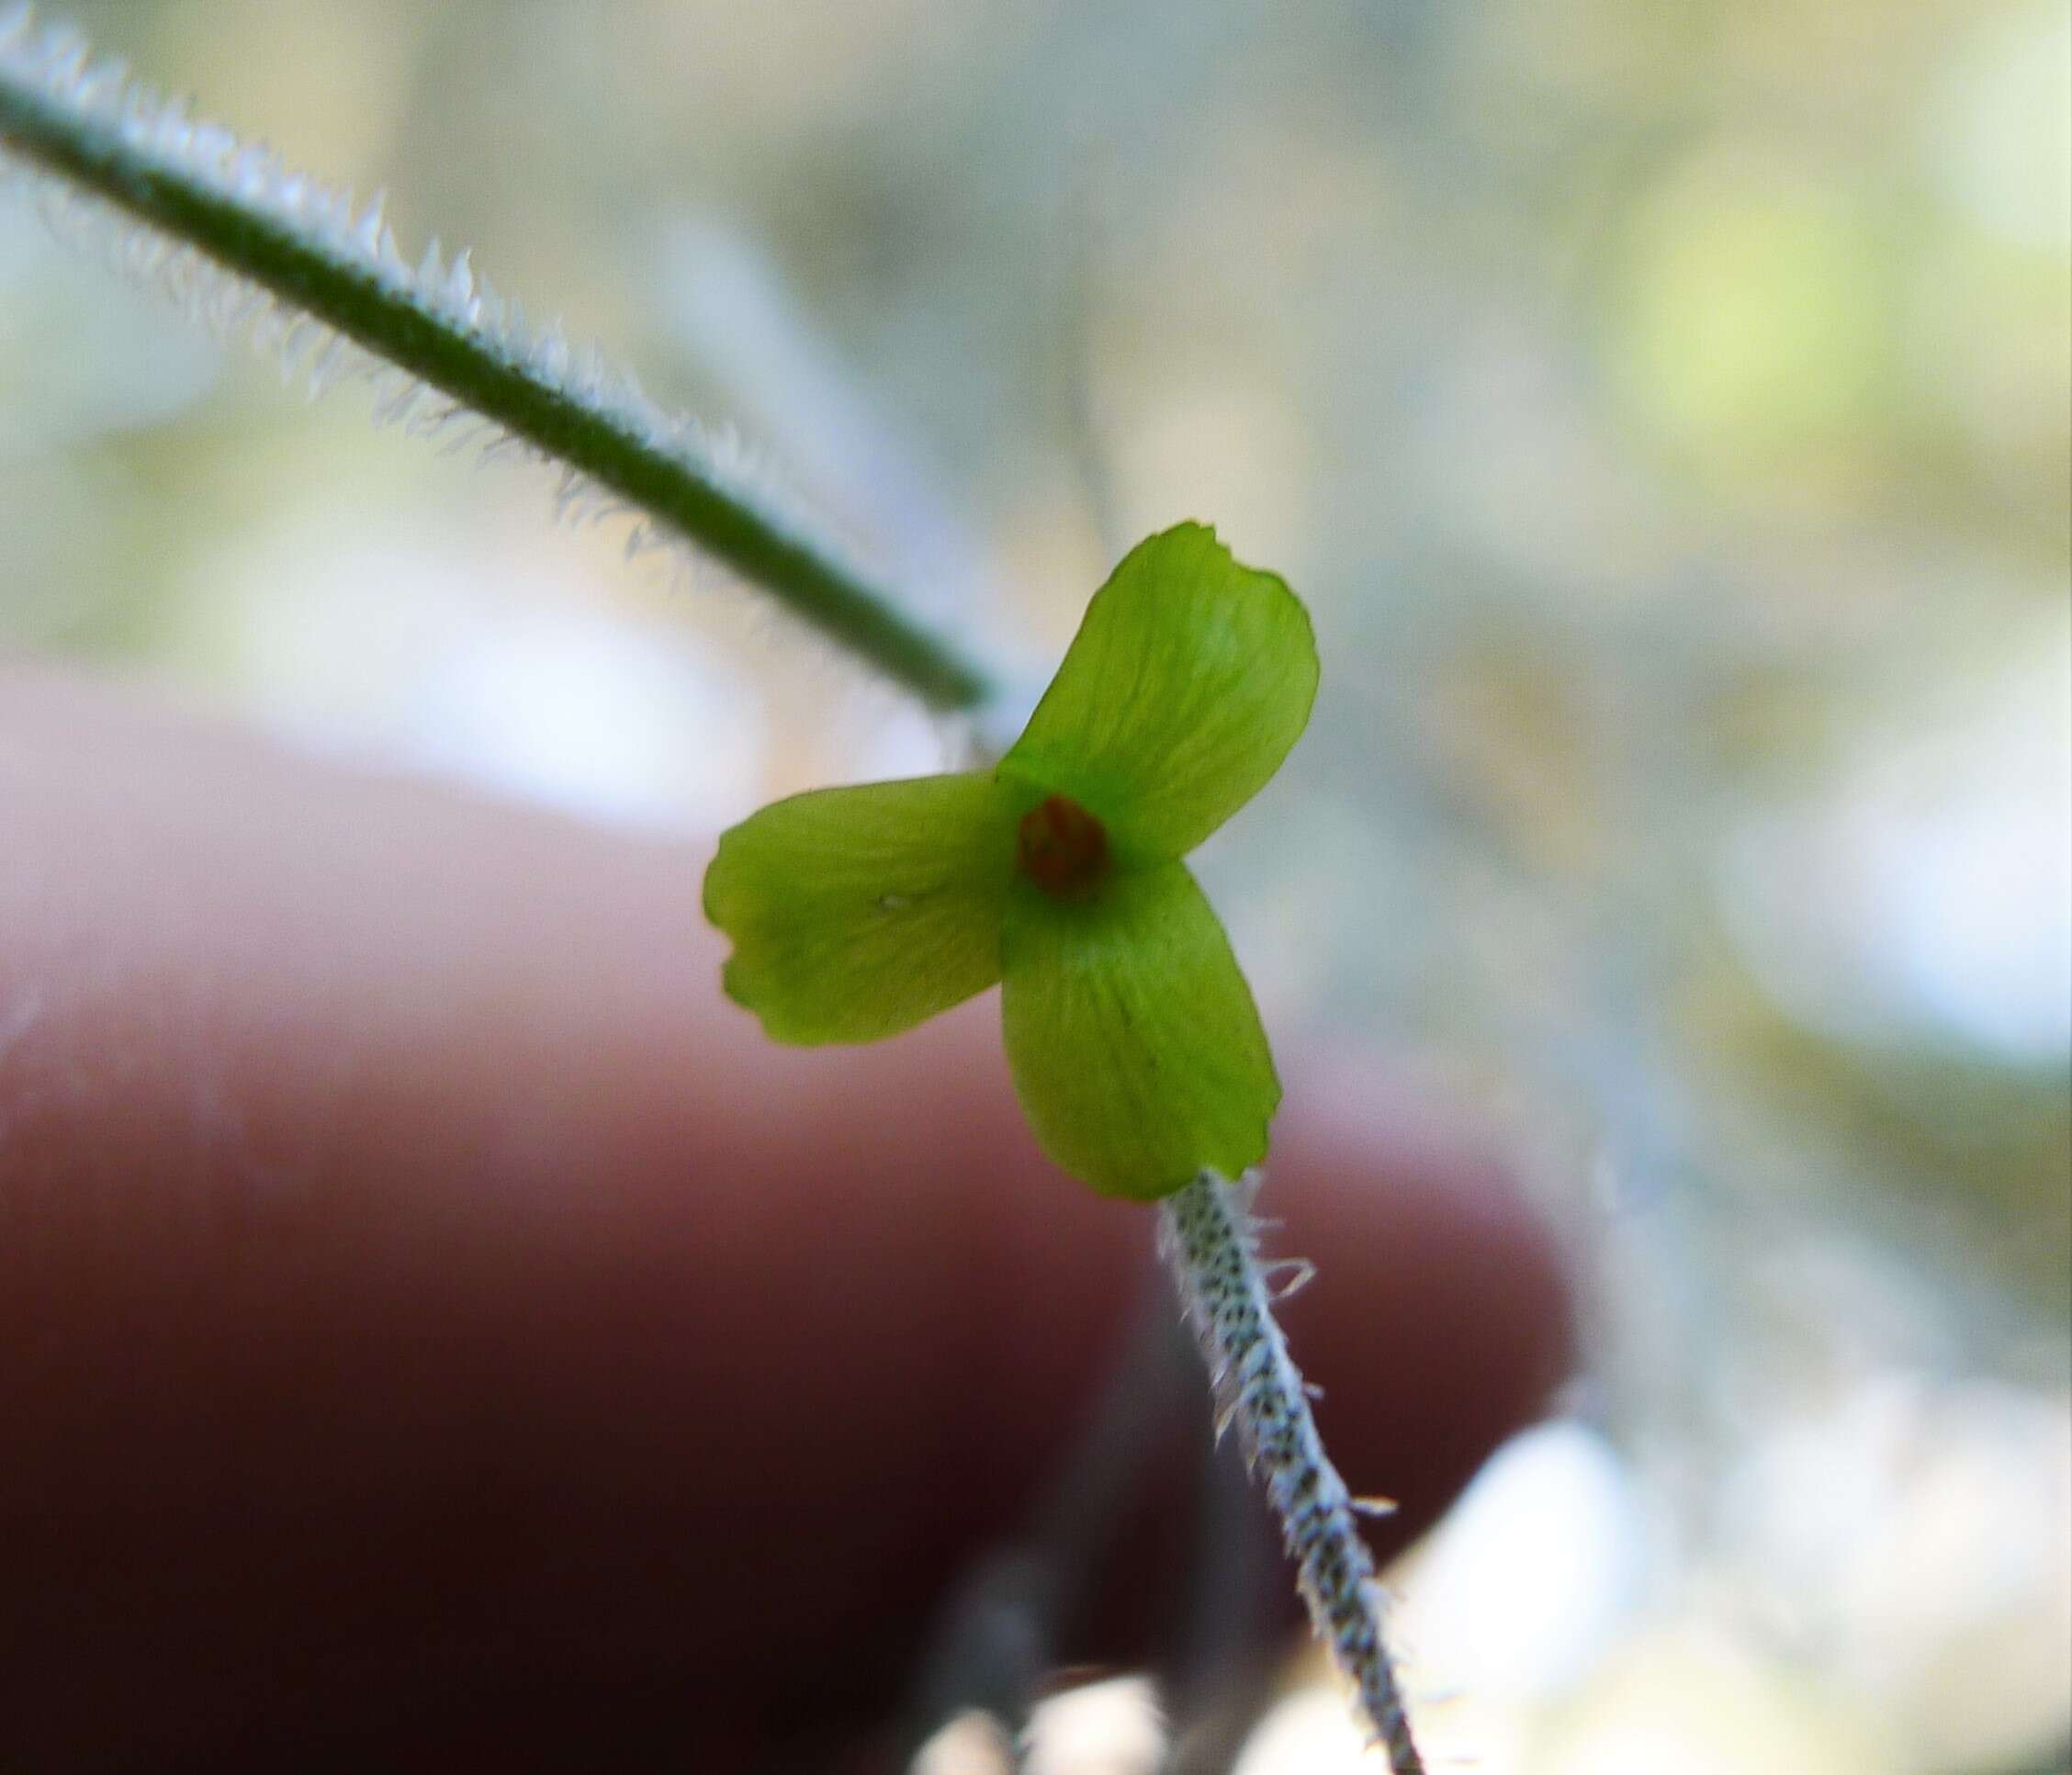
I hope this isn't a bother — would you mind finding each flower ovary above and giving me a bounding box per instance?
[1016,793,1110,898]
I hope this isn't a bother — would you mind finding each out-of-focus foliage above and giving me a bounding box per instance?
[5,1,2066,1769]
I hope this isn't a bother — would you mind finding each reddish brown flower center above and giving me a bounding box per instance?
[1016,792,1110,897]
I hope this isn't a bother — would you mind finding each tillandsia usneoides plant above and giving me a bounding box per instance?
[1,13,1428,1767]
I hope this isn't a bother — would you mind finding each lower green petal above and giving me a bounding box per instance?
[999,861,1281,1199]
[703,771,1016,1044]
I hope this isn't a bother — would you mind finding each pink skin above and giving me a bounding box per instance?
[0,667,1574,1770]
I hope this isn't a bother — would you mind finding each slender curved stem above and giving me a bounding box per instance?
[0,15,997,712]
[1160,1172,1425,1774]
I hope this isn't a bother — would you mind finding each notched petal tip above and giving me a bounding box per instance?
[706,522,1309,1205]
[701,771,1016,1046]
[715,949,774,1030]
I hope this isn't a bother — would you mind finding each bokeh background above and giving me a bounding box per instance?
[5,1,2067,1769]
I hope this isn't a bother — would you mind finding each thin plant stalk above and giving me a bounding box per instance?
[6,15,1428,1763]
[1161,1172,1425,1774]
[0,10,996,712]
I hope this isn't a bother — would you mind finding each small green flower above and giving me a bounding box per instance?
[702,522,1318,1200]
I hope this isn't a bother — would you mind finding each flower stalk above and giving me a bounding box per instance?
[1160,1171,1425,1774]
[0,9,997,712]
[7,17,1434,1757]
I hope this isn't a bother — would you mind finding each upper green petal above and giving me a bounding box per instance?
[999,861,1281,1199]
[703,771,1017,1044]
[999,522,1319,862]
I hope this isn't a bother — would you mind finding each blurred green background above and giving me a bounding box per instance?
[4,2,2067,1769]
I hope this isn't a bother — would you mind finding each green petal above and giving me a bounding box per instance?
[703,771,1017,1044]
[1000,523,1319,861]
[999,861,1280,1199]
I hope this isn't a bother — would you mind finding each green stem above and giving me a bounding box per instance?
[0,34,997,712]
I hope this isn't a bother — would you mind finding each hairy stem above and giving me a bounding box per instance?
[1159,1172,1424,1775]
[0,13,996,712]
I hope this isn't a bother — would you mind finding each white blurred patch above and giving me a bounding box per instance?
[1024,1676,1165,1775]
[1929,2,2072,252]
[0,204,219,448]
[1719,1368,2072,1770]
[1536,1623,1891,1775]
[404,604,763,830]
[175,506,766,832]
[1402,1420,1650,1702]
[1233,1685,1375,1775]
[1722,621,2072,1064]
[911,1710,1014,1775]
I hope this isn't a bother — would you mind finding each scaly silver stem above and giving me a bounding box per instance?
[1158,1171,1424,1774]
